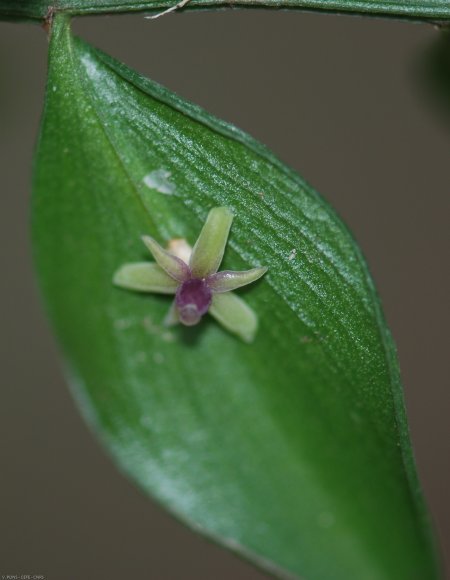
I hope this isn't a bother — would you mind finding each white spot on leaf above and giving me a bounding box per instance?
[317,512,335,528]
[114,318,133,330]
[143,169,175,195]
[134,351,147,364]
[162,331,176,343]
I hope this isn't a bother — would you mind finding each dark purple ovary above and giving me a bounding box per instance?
[176,278,213,326]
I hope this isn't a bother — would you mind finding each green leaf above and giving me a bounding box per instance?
[32,14,439,580]
[2,0,450,23]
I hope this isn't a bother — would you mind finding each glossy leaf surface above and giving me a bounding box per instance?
[2,0,450,22]
[32,15,439,580]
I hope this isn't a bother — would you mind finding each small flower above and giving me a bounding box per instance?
[113,207,267,343]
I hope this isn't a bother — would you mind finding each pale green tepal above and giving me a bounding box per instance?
[113,207,267,342]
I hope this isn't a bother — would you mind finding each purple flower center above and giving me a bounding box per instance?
[176,278,212,326]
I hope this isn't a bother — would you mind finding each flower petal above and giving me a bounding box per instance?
[164,300,180,326]
[190,207,233,278]
[167,238,193,264]
[113,262,179,293]
[142,236,190,282]
[207,267,267,293]
[209,292,258,343]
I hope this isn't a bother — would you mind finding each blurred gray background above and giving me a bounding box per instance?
[1,9,449,579]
